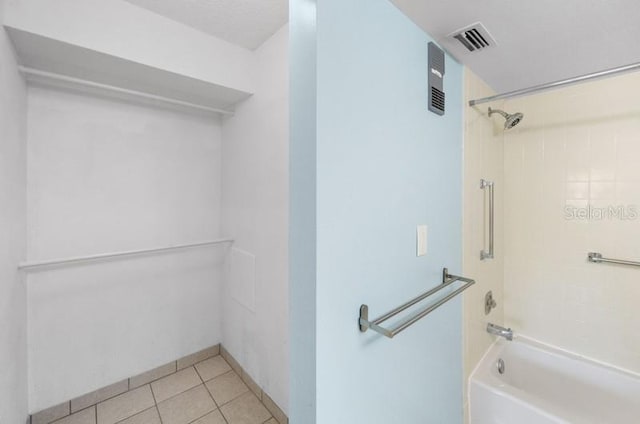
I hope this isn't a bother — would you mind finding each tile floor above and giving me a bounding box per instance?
[45,355,279,424]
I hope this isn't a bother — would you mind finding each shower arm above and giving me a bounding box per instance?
[488,108,508,119]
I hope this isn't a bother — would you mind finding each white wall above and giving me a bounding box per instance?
[1,0,290,415]
[220,25,289,413]
[26,86,225,411]
[503,70,640,373]
[462,69,505,422]
[0,4,28,422]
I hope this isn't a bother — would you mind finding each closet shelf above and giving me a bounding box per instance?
[20,67,236,116]
[7,27,253,116]
[18,238,234,271]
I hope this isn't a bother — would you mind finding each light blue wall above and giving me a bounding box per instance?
[290,0,463,422]
[289,0,317,423]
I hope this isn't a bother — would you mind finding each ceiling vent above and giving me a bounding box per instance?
[449,22,497,53]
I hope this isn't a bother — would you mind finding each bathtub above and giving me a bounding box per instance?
[469,336,640,424]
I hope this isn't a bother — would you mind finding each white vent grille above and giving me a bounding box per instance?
[449,22,496,53]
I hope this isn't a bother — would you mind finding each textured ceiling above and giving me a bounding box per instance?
[391,0,640,93]
[124,0,288,50]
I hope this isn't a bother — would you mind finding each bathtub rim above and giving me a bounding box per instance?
[470,334,640,385]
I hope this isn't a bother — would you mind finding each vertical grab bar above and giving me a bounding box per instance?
[480,179,494,260]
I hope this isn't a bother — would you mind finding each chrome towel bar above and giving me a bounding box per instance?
[359,268,475,338]
[587,252,640,268]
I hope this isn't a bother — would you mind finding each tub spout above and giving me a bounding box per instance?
[487,323,513,341]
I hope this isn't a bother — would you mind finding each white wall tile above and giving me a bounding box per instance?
[503,69,640,374]
[462,70,505,418]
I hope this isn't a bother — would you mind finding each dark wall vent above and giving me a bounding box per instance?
[428,42,445,116]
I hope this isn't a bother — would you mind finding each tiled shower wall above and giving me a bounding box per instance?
[462,69,505,420]
[503,70,640,373]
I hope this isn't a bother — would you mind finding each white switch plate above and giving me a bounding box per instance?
[417,225,428,256]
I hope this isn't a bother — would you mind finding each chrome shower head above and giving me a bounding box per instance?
[488,107,524,130]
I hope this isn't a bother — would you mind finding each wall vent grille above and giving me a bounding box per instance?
[450,22,496,52]
[431,87,445,113]
[428,42,445,116]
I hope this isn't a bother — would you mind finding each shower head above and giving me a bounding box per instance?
[488,107,524,130]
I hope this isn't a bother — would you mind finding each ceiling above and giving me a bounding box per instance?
[122,0,640,93]
[124,0,288,50]
[391,0,640,93]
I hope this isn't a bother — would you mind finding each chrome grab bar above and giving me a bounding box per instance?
[588,252,640,268]
[358,268,475,338]
[480,179,494,260]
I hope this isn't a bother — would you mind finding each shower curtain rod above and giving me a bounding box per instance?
[468,61,640,106]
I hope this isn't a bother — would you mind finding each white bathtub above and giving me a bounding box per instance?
[469,337,640,424]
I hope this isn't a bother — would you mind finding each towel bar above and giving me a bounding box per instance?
[358,268,475,338]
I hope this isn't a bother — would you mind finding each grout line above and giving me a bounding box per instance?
[201,378,220,409]
[208,368,248,408]
[193,363,206,384]
[149,387,164,424]
[83,384,135,417]
[221,412,230,424]
[157,407,165,424]
[157,405,164,424]
[216,403,230,424]
[184,407,218,424]
[150,367,203,406]
[149,384,159,406]
[113,406,155,424]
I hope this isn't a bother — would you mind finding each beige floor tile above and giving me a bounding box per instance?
[205,371,249,406]
[72,380,129,413]
[191,410,227,424]
[263,419,278,424]
[195,356,231,382]
[116,407,161,424]
[129,362,176,389]
[31,401,70,424]
[156,385,216,424]
[220,392,271,424]
[96,385,155,424]
[151,367,201,403]
[176,345,219,370]
[52,407,96,424]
